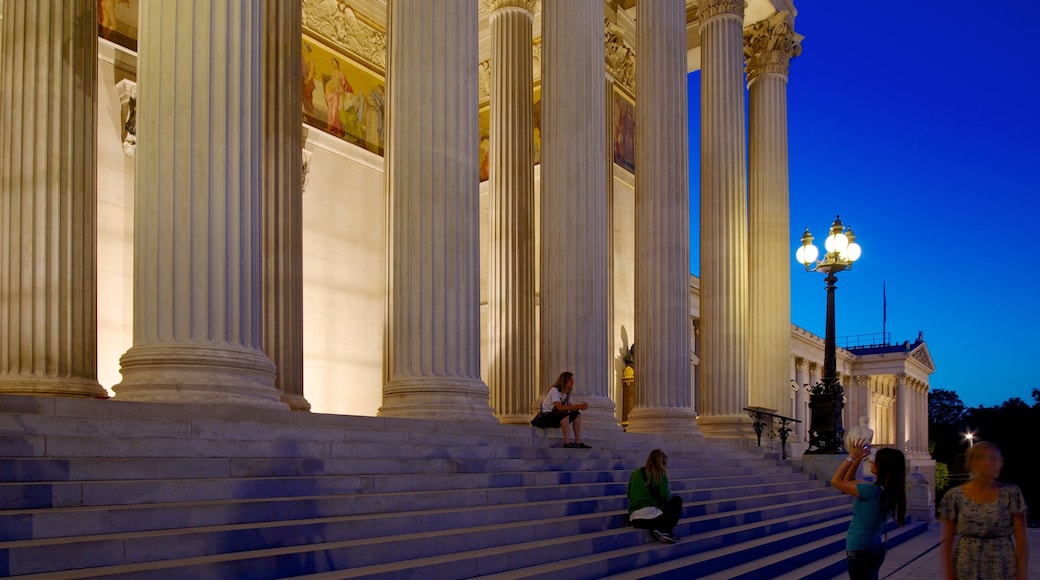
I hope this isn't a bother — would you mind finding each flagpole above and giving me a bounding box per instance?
[882,281,887,344]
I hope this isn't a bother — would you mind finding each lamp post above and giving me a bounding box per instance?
[796,215,862,454]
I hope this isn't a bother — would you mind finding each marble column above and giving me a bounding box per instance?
[745,12,801,414]
[115,0,286,409]
[381,0,496,422]
[0,0,107,399]
[484,0,537,424]
[696,0,750,438]
[540,0,618,431]
[626,0,698,434]
[895,372,907,451]
[262,0,309,411]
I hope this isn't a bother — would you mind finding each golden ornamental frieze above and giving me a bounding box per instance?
[302,0,387,73]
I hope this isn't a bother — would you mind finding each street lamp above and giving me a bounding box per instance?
[796,215,862,454]
[965,431,975,447]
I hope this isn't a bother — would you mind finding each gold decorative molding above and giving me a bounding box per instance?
[302,0,387,73]
[743,11,802,82]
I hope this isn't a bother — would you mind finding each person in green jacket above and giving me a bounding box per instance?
[627,448,683,543]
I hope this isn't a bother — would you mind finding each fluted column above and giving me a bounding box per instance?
[484,0,536,424]
[626,0,698,434]
[745,12,801,415]
[381,0,496,422]
[895,372,907,451]
[262,0,309,411]
[0,0,106,399]
[696,0,749,438]
[540,0,618,431]
[115,0,286,409]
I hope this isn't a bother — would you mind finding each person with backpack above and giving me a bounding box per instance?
[627,449,683,543]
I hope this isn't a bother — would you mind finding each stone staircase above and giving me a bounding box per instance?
[0,394,926,578]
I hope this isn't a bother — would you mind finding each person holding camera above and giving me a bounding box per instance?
[831,438,907,580]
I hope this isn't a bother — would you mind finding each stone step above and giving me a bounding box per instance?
[2,498,852,577]
[0,394,866,579]
[768,518,931,580]
[0,462,808,510]
[0,394,748,449]
[0,471,834,541]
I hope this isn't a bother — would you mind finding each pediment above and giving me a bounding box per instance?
[909,342,935,373]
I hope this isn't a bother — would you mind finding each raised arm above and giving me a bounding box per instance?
[830,438,870,496]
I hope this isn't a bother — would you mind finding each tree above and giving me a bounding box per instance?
[928,388,965,426]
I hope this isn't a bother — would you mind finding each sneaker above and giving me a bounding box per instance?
[660,531,679,543]
[574,442,591,449]
[651,530,676,543]
[563,442,577,448]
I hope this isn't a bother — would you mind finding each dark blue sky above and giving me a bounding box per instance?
[688,1,1040,408]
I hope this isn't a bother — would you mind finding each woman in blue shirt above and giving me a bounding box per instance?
[831,438,907,580]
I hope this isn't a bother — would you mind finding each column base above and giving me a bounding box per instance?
[380,377,498,422]
[0,377,109,399]
[696,414,756,440]
[577,395,624,433]
[496,413,535,426]
[280,392,312,412]
[625,406,701,435]
[114,343,287,410]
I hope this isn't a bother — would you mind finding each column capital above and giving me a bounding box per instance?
[481,0,535,13]
[743,11,802,82]
[794,356,805,369]
[697,0,745,22]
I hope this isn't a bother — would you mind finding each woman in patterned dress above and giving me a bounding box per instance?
[938,441,1028,579]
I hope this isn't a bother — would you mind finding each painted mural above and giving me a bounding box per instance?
[302,34,385,155]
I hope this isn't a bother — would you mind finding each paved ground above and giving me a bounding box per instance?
[873,522,1040,579]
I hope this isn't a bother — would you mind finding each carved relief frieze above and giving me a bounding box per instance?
[478,60,491,105]
[743,10,802,82]
[115,79,137,157]
[302,0,386,73]
[605,21,635,95]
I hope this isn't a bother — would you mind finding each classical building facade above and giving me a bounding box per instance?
[0,0,933,464]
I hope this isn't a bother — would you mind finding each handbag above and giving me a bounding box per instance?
[530,411,555,428]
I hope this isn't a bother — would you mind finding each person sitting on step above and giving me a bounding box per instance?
[538,371,590,448]
[627,448,683,543]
